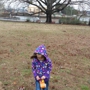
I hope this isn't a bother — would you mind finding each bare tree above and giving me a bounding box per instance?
[0,1,5,16]
[2,0,72,23]
[20,0,72,23]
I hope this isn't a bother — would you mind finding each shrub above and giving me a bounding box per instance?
[26,19,30,22]
[59,17,86,25]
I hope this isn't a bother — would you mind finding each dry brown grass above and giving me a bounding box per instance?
[0,21,90,90]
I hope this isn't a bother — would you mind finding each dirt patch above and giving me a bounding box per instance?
[0,81,4,90]
[0,50,8,54]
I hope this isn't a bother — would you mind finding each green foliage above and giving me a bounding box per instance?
[59,17,86,25]
[21,69,31,76]
[3,81,10,86]
[60,69,71,74]
[20,52,25,56]
[62,6,78,15]
[81,85,89,90]
[27,44,31,46]
[10,49,14,53]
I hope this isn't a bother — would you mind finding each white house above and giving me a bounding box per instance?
[27,5,40,13]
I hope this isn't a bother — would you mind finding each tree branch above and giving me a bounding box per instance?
[22,0,46,13]
[52,0,71,14]
[52,0,61,8]
[37,0,46,11]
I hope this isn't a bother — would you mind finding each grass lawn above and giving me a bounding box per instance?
[0,21,90,90]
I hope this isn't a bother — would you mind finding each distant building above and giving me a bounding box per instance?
[27,5,40,13]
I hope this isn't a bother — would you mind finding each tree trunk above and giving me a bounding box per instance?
[89,19,90,26]
[46,13,52,23]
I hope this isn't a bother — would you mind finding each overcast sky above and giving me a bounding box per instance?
[4,0,90,11]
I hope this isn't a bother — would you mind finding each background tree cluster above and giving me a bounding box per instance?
[61,6,78,15]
